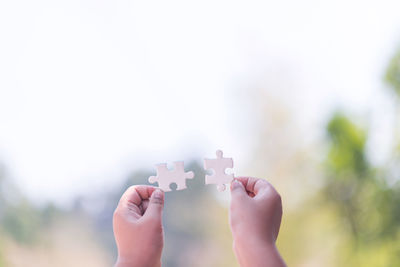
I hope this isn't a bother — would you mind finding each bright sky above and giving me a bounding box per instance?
[1,0,400,205]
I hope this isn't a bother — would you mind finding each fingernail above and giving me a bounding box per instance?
[154,189,164,198]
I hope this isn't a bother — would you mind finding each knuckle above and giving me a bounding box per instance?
[127,185,137,192]
[121,185,137,197]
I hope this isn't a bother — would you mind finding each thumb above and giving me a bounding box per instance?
[230,179,247,199]
[144,189,165,220]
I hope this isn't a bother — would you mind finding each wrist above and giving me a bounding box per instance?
[233,231,275,251]
[233,237,285,267]
[115,257,161,267]
[233,236,274,257]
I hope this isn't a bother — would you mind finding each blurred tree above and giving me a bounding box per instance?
[0,164,42,245]
[0,163,6,217]
[385,48,400,95]
[325,113,369,240]
[324,113,400,266]
[319,46,400,266]
[1,201,42,244]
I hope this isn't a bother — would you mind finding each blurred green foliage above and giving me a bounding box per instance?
[0,165,59,248]
[385,48,400,95]
[327,113,368,176]
[2,201,42,244]
[325,113,400,266]
[0,168,6,266]
[0,240,5,267]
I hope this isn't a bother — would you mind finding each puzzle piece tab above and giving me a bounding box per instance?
[204,150,234,191]
[148,161,194,192]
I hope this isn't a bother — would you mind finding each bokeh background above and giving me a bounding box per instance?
[1,0,400,266]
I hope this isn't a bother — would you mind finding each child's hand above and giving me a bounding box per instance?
[113,185,165,267]
[229,177,286,267]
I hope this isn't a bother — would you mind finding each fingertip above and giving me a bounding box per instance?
[230,180,247,199]
[149,188,165,208]
[230,179,244,191]
[152,188,164,201]
[233,177,249,186]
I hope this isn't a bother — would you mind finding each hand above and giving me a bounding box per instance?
[229,177,286,267]
[113,185,165,267]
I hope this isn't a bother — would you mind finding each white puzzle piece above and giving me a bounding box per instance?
[204,150,234,191]
[148,161,194,192]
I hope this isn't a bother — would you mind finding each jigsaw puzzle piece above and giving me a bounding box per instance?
[148,161,194,192]
[171,161,195,190]
[149,164,171,191]
[204,150,234,191]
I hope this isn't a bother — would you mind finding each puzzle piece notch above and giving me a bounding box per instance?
[148,161,194,192]
[204,150,234,191]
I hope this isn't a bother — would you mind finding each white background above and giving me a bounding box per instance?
[1,0,400,205]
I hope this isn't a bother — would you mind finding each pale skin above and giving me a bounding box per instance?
[230,177,286,267]
[113,186,164,267]
[113,177,286,267]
